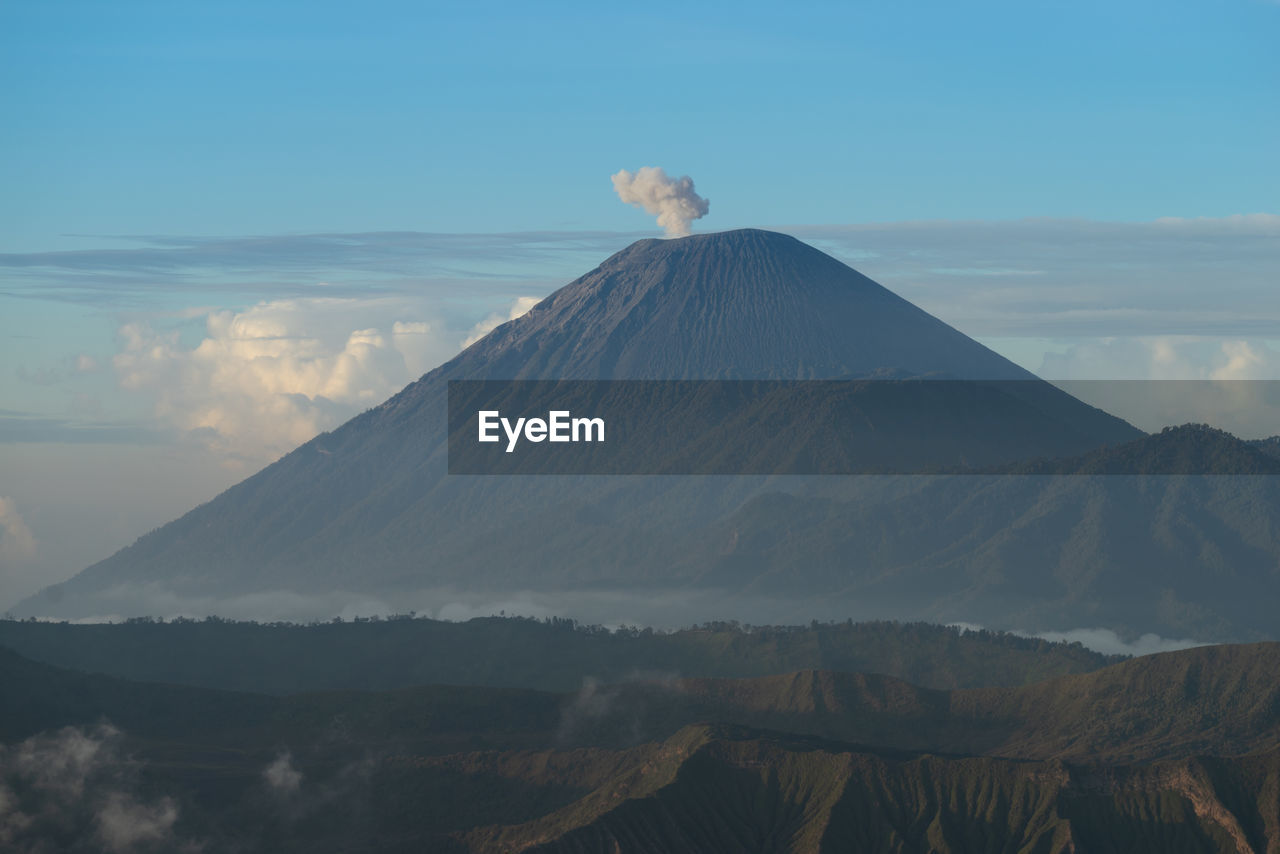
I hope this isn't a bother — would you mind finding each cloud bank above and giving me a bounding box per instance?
[611,167,710,237]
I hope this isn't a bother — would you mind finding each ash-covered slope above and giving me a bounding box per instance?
[21,230,1142,621]
[445,229,1034,381]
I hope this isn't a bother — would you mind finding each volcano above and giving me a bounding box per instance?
[445,229,1039,381]
[36,229,1264,635]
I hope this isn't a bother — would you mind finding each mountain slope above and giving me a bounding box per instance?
[20,229,1140,621]
[442,229,1038,381]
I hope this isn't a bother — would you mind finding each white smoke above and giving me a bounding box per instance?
[611,167,709,237]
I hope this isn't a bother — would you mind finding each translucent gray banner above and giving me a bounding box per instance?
[446,380,1280,475]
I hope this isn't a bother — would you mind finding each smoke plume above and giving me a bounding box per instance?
[611,167,709,237]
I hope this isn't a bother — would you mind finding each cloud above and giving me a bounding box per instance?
[390,321,438,378]
[1028,628,1210,657]
[7,216,1276,340]
[95,792,179,853]
[0,497,37,564]
[14,351,105,387]
[557,672,685,746]
[611,167,710,237]
[1039,337,1280,381]
[0,230,639,307]
[1211,340,1275,381]
[461,296,539,348]
[255,750,372,829]
[0,724,194,854]
[0,412,163,445]
[1037,338,1280,436]
[112,298,458,465]
[9,724,110,800]
[790,215,1280,338]
[950,622,1211,657]
[263,752,303,794]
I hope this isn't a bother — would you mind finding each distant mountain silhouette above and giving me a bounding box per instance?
[24,230,1278,643]
[680,425,1280,639]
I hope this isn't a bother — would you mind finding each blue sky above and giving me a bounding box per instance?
[1,0,1279,608]
[4,0,1277,246]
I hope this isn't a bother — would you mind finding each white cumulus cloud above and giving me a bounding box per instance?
[1039,336,1280,382]
[1040,337,1280,437]
[113,298,457,466]
[611,166,710,237]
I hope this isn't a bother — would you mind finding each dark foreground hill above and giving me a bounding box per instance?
[470,727,1280,854]
[3,640,1279,852]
